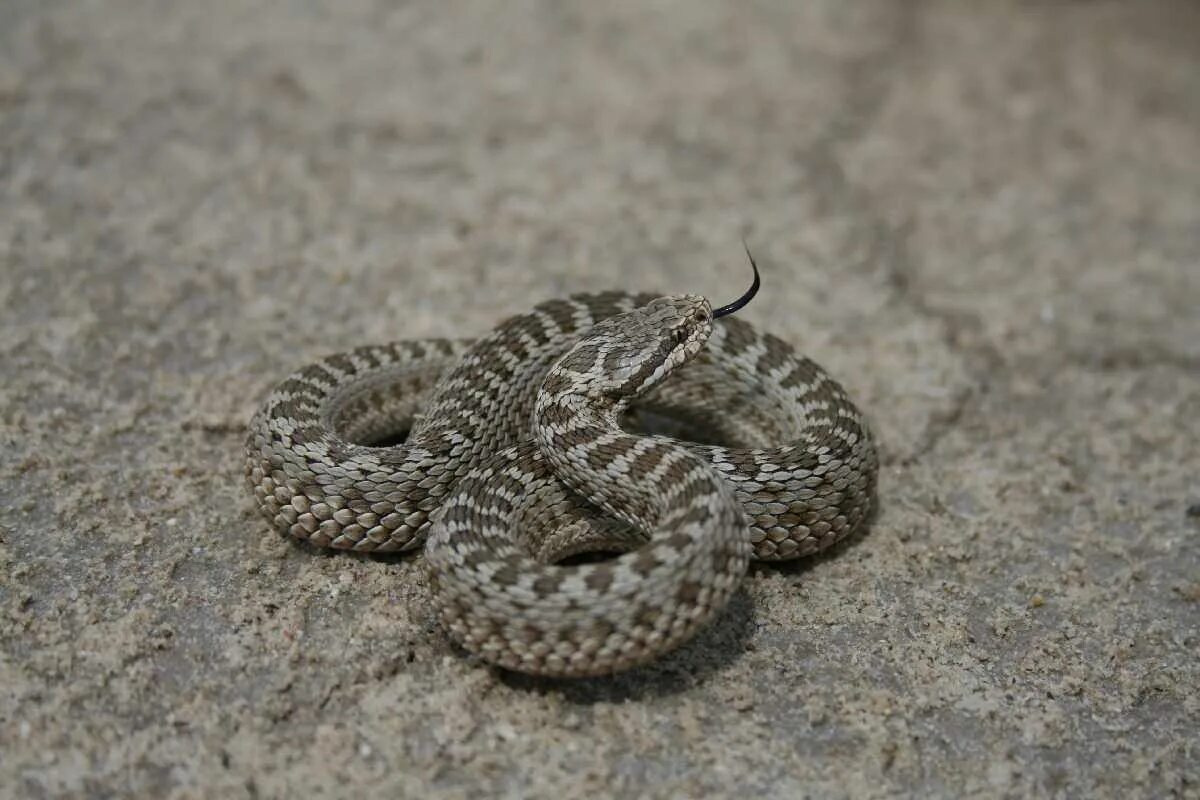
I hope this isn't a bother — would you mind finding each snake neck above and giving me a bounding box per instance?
[533,391,688,532]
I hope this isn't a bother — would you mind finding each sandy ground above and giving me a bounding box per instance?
[2,1,1198,797]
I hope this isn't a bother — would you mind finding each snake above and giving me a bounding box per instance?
[245,252,877,677]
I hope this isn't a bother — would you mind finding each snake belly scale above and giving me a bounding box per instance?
[246,271,877,677]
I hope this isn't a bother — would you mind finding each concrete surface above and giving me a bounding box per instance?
[2,1,1198,797]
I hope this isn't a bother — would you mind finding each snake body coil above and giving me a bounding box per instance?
[246,274,877,677]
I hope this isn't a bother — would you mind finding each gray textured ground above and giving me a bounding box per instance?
[2,1,1198,798]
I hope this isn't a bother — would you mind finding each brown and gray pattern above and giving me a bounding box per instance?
[246,291,876,676]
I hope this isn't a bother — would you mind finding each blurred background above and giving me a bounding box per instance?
[2,2,1197,797]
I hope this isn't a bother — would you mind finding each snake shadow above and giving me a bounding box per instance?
[475,468,879,702]
[295,502,878,706]
[499,483,881,703]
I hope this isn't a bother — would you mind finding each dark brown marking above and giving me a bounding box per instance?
[584,567,615,593]
[629,445,667,477]
[676,581,702,603]
[630,550,661,577]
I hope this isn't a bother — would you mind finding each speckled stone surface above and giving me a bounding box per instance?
[2,2,1197,797]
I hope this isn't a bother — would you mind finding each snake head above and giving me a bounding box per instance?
[541,248,759,412]
[547,295,715,408]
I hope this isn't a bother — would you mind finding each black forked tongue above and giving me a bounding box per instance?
[712,241,761,319]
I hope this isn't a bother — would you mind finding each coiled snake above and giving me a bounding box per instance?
[245,254,877,676]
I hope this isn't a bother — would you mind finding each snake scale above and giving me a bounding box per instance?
[246,257,877,677]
